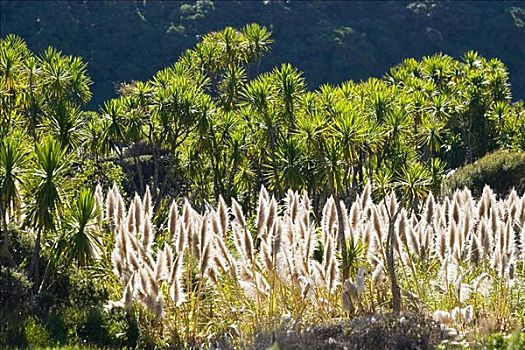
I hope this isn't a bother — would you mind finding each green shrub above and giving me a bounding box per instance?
[47,267,134,348]
[484,332,525,350]
[0,266,32,318]
[0,266,33,347]
[24,317,54,348]
[443,150,525,197]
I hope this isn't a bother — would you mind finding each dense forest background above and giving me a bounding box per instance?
[2,0,524,108]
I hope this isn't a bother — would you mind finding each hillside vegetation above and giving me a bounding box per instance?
[1,23,525,349]
[1,1,524,107]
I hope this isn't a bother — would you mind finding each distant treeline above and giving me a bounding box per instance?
[1,0,524,107]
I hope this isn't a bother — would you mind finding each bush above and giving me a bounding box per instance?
[254,313,441,350]
[443,150,525,197]
[48,266,134,348]
[0,267,33,347]
[477,332,525,350]
[0,266,32,317]
[23,316,54,348]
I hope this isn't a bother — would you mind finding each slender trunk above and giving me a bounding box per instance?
[357,151,364,190]
[38,260,52,293]
[155,156,174,213]
[386,208,401,313]
[132,154,145,193]
[31,227,43,289]
[268,127,281,197]
[212,155,220,201]
[335,194,349,282]
[116,147,139,191]
[153,146,160,194]
[1,207,12,263]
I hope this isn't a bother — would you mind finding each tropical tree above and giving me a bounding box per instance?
[0,135,27,259]
[55,188,102,267]
[27,138,69,284]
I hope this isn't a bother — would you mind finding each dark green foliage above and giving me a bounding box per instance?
[1,1,524,108]
[68,158,124,195]
[0,267,33,347]
[44,267,135,348]
[443,150,525,197]
[0,260,136,348]
[462,332,525,350]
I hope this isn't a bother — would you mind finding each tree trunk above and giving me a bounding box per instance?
[132,154,145,193]
[386,208,401,313]
[0,207,13,263]
[335,194,349,282]
[153,146,160,195]
[31,227,43,289]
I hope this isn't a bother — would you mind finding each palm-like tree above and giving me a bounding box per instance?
[0,135,28,258]
[417,115,447,160]
[267,136,307,192]
[39,47,91,104]
[396,160,432,211]
[331,101,366,191]
[27,138,69,284]
[242,23,272,70]
[56,188,102,267]
[272,63,305,132]
[42,101,88,151]
[0,35,31,137]
[241,76,281,193]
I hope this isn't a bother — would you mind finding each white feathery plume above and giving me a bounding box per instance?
[143,185,153,220]
[472,273,491,298]
[433,310,453,324]
[443,198,450,226]
[285,189,299,223]
[322,197,337,240]
[360,183,372,209]
[164,245,173,280]
[177,225,188,253]
[94,184,104,225]
[468,234,481,266]
[519,196,525,226]
[407,226,420,258]
[349,200,361,232]
[231,198,246,228]
[167,200,179,240]
[259,233,274,271]
[372,206,384,242]
[266,196,278,236]
[342,267,366,312]
[336,200,350,243]
[397,209,409,249]
[105,188,116,224]
[211,211,222,237]
[154,247,167,281]
[478,218,492,260]
[371,261,385,285]
[435,227,447,260]
[133,193,144,235]
[141,217,154,252]
[169,254,185,306]
[125,198,135,233]
[116,192,126,228]
[256,191,268,239]
[218,195,229,236]
[450,197,461,224]
[423,192,435,225]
